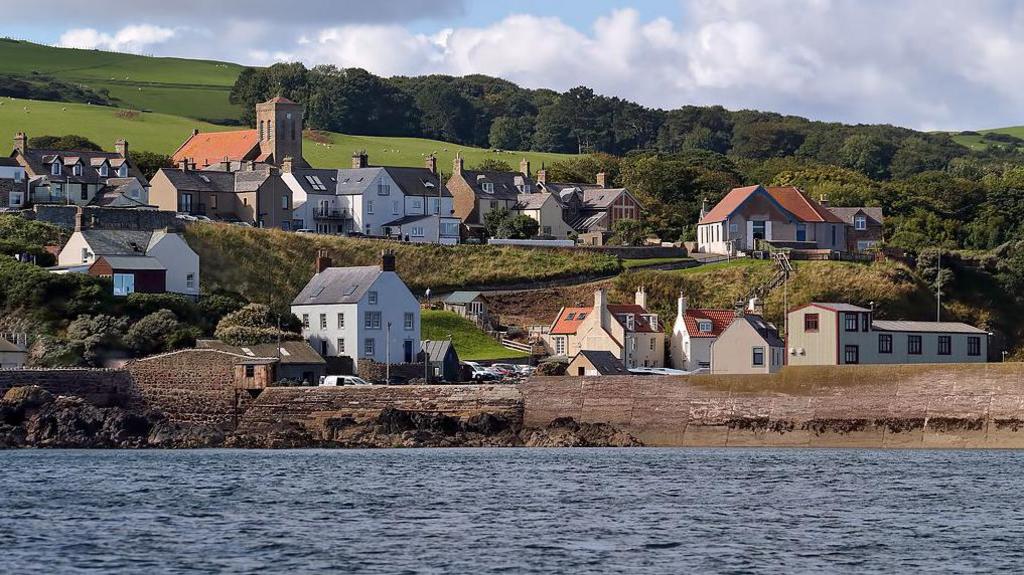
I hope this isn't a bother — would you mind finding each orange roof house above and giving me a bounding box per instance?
[669,293,736,371]
[172,129,260,168]
[695,184,847,256]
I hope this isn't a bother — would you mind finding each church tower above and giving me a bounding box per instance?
[255,96,306,167]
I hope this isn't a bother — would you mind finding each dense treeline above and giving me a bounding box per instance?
[0,73,114,106]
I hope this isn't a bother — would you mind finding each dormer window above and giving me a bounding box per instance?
[118,164,128,177]
[854,215,867,230]
[482,182,494,193]
[576,313,586,320]
[566,312,576,321]
[72,164,82,176]
[51,161,61,176]
[99,163,109,177]
[698,320,713,333]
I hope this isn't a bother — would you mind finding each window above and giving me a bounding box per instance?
[337,338,345,354]
[73,164,82,176]
[412,198,422,210]
[490,200,499,209]
[831,225,837,246]
[555,337,566,356]
[879,333,892,354]
[404,312,414,330]
[938,335,952,356]
[178,193,193,213]
[305,175,328,191]
[337,313,344,329]
[861,313,869,332]
[10,192,22,207]
[908,335,922,355]
[804,313,819,332]
[378,182,390,196]
[844,312,859,332]
[576,313,586,320]
[968,336,981,357]
[364,338,375,356]
[99,164,108,177]
[844,345,860,364]
[698,320,713,333]
[80,247,90,263]
[566,312,576,321]
[364,311,382,329]
[729,223,738,234]
[752,220,766,240]
[320,314,327,329]
[112,273,135,296]
[302,314,309,328]
[186,273,195,289]
[855,215,867,230]
[367,200,374,214]
[650,338,655,351]
[752,347,765,366]
[259,120,265,140]
[50,161,61,175]
[441,222,459,236]
[245,364,255,378]
[543,226,552,236]
[243,197,248,206]
[411,226,424,237]
[482,182,494,193]
[210,194,218,209]
[282,195,290,210]
[430,198,440,214]
[80,187,88,201]
[368,291,378,305]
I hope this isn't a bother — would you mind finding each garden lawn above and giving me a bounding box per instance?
[421,310,528,361]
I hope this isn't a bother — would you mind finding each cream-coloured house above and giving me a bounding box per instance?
[514,192,572,238]
[710,314,785,374]
[669,293,735,371]
[786,303,989,365]
[544,287,665,369]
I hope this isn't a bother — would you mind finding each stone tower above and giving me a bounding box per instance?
[255,96,306,167]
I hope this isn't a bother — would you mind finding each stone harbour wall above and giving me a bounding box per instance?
[29,205,182,232]
[125,349,243,429]
[0,368,131,407]
[521,363,1024,448]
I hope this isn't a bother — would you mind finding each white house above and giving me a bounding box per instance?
[710,314,786,374]
[291,250,421,373]
[57,224,199,297]
[669,293,735,371]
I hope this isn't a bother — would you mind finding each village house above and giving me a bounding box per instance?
[537,169,643,237]
[710,313,785,374]
[786,303,989,366]
[172,96,308,170]
[669,293,735,371]
[544,287,665,369]
[56,215,199,297]
[0,336,28,369]
[422,339,461,382]
[442,291,490,324]
[567,350,630,376]
[149,161,293,229]
[291,250,421,374]
[513,189,573,238]
[696,185,846,255]
[0,157,27,210]
[195,339,326,385]
[447,155,536,237]
[10,132,149,207]
[827,206,885,252]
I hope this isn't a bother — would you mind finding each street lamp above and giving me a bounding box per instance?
[386,321,392,384]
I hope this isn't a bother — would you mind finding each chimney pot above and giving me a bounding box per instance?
[596,172,608,188]
[381,250,397,272]
[425,154,437,174]
[13,132,27,155]
[519,158,531,178]
[191,128,200,136]
[282,156,294,174]
[115,138,128,158]
[677,291,688,318]
[314,249,332,273]
[635,286,647,309]
[178,158,190,171]
[453,152,464,174]
[352,151,368,169]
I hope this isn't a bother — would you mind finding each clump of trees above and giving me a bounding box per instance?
[214,304,302,346]
[483,207,539,239]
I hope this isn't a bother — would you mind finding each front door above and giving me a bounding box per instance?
[796,223,807,242]
[403,340,414,363]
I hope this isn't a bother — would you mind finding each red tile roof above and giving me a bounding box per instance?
[683,309,735,338]
[172,129,259,168]
[549,304,658,335]
[266,96,296,104]
[699,185,843,224]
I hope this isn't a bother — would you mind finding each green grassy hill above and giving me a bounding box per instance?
[950,126,1024,151]
[0,96,577,169]
[0,38,243,121]
[422,310,528,361]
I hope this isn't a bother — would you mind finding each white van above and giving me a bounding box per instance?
[319,375,372,386]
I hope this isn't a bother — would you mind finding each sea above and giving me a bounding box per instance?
[1,448,1023,574]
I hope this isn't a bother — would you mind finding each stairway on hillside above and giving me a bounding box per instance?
[734,252,793,313]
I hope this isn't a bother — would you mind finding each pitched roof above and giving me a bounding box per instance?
[870,320,988,334]
[80,229,154,256]
[802,302,873,313]
[515,192,554,210]
[287,169,339,196]
[827,206,885,225]
[172,129,259,168]
[17,147,145,185]
[581,188,627,209]
[699,185,843,224]
[195,339,326,364]
[737,314,785,347]
[422,339,456,363]
[0,338,25,353]
[683,309,735,338]
[444,291,484,305]
[384,166,447,198]
[572,350,628,375]
[550,304,658,335]
[157,168,236,192]
[291,265,382,306]
[455,169,534,200]
[265,96,297,104]
[95,255,165,270]
[90,180,153,208]
[607,304,658,333]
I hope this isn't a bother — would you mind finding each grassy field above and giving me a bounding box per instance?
[620,257,693,269]
[422,310,528,361]
[0,38,243,120]
[183,224,620,309]
[0,96,578,169]
[949,125,1024,151]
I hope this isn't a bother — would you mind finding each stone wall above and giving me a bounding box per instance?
[357,359,428,383]
[125,349,244,429]
[239,384,522,436]
[29,205,182,232]
[0,368,131,407]
[521,363,1024,448]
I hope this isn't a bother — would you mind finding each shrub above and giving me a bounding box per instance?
[124,309,195,356]
[214,303,301,346]
[65,314,129,365]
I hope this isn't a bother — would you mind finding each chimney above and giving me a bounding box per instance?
[519,158,531,178]
[220,156,232,172]
[381,250,396,272]
[536,164,547,185]
[746,296,763,316]
[818,194,830,207]
[635,286,647,309]
[74,205,84,232]
[178,158,190,171]
[282,155,294,174]
[13,132,27,155]
[115,138,128,158]
[596,172,608,188]
[314,249,332,274]
[352,151,368,169]
[247,160,257,171]
[594,288,610,330]
[452,152,463,174]
[424,154,437,175]
[677,291,688,318]
[191,128,200,137]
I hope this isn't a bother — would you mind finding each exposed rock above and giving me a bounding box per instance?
[521,417,642,447]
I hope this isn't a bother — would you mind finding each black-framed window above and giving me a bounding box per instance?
[908,335,922,355]
[968,336,981,357]
[861,313,869,332]
[804,313,819,332]
[879,333,892,354]
[752,347,765,366]
[844,312,859,332]
[938,335,952,356]
[844,345,859,364]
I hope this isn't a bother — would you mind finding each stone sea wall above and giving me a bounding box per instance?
[0,369,130,407]
[124,350,243,429]
[521,363,1024,448]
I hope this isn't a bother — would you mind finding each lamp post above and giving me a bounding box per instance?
[386,321,392,384]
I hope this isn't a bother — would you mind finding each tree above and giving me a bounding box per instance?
[413,78,477,144]
[472,158,513,172]
[838,134,896,179]
[128,150,173,179]
[482,207,539,239]
[214,304,301,346]
[124,309,195,356]
[489,115,535,150]
[28,135,102,151]
[609,219,648,246]
[65,314,128,365]
[729,122,805,159]
[546,153,621,185]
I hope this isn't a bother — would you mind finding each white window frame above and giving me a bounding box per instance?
[555,336,566,356]
[186,273,195,289]
[378,182,390,196]
[404,312,414,330]
[337,338,345,354]
[337,313,344,329]
[364,311,382,329]
[367,200,374,214]
[364,338,375,356]
[855,215,867,231]
[320,314,327,329]
[51,162,61,176]
[368,291,378,305]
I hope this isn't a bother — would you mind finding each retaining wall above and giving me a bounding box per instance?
[125,349,243,429]
[29,205,182,231]
[521,363,1024,448]
[0,369,131,407]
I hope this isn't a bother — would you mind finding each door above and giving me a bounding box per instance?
[320,340,328,356]
[403,340,414,363]
[796,223,806,242]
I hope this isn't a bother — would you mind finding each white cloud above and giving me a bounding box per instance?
[58,25,177,53]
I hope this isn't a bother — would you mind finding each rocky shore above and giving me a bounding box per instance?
[0,386,641,449]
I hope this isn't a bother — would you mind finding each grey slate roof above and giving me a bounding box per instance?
[810,302,872,313]
[741,315,785,347]
[459,169,534,200]
[444,291,484,305]
[0,338,25,353]
[514,192,555,210]
[871,320,987,334]
[291,265,382,306]
[422,339,456,363]
[16,148,147,185]
[827,206,884,226]
[581,188,629,209]
[575,350,628,375]
[196,339,326,365]
[99,255,165,270]
[81,230,156,255]
[335,166,450,198]
[158,168,235,193]
[290,168,339,195]
[0,157,21,167]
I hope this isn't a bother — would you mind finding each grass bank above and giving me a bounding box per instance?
[422,310,528,361]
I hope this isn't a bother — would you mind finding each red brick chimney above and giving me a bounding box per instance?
[596,172,608,188]
[424,154,437,174]
[314,249,332,274]
[381,250,396,272]
[352,151,368,169]
[13,132,27,155]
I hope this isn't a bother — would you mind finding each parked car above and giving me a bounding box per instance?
[175,213,197,222]
[386,375,408,386]
[515,365,536,376]
[463,362,497,382]
[193,215,214,223]
[295,228,315,233]
[346,231,366,238]
[319,375,371,386]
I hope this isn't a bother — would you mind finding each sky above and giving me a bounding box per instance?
[3,0,1024,131]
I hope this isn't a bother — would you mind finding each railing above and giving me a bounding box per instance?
[501,339,533,354]
[314,208,349,220]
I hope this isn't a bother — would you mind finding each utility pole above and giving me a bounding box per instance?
[385,321,392,384]
[936,252,941,322]
[437,167,443,244]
